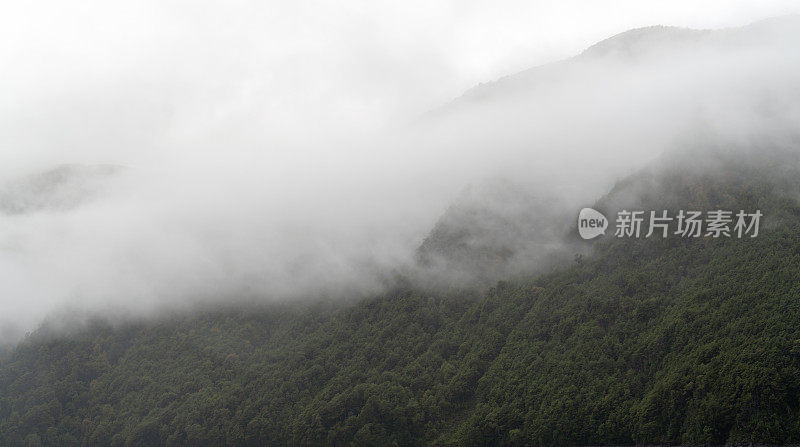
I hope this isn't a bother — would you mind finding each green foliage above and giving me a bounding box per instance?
[3,164,800,445]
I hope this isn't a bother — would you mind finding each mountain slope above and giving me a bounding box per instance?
[0,164,124,215]
[2,149,800,446]
[4,16,800,447]
[438,15,799,113]
[415,178,574,287]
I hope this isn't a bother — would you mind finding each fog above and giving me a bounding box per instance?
[1,1,800,342]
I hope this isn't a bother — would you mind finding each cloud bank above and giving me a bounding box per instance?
[1,5,800,341]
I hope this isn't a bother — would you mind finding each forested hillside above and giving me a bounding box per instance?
[3,153,800,446]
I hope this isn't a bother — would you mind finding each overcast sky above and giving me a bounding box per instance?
[1,0,798,172]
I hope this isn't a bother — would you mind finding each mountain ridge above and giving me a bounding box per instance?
[3,147,800,445]
[427,14,800,117]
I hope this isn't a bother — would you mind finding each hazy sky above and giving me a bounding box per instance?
[1,0,798,171]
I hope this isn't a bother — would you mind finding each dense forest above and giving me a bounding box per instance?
[3,154,800,446]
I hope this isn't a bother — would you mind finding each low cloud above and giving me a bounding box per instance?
[1,10,800,342]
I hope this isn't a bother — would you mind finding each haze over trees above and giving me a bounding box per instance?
[2,15,800,446]
[3,148,800,445]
